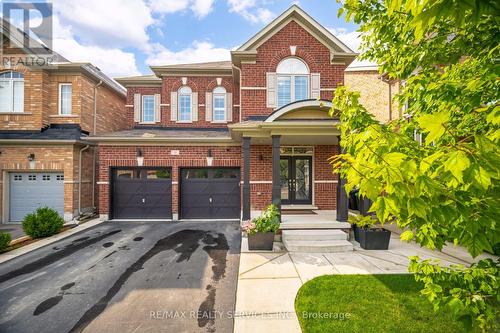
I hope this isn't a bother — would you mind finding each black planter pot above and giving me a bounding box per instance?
[358,228,391,250]
[248,232,275,250]
[352,224,360,242]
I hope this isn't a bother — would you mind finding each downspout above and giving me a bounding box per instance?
[91,81,102,214]
[232,65,242,122]
[93,80,103,135]
[379,73,393,121]
[388,82,392,121]
[78,145,90,217]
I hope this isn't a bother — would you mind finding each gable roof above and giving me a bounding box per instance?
[232,5,357,66]
[114,74,162,87]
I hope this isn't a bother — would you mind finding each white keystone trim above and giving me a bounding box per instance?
[97,181,109,185]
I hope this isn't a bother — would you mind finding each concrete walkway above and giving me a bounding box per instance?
[233,231,497,333]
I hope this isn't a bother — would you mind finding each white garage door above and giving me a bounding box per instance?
[9,172,64,222]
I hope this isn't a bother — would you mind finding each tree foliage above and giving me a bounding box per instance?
[332,0,499,330]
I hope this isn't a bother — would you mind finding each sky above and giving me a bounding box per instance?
[4,0,366,78]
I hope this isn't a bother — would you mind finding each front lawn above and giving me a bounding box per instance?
[295,274,469,333]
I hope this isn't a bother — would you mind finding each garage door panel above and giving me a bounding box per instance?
[180,168,240,219]
[112,169,172,220]
[9,173,64,222]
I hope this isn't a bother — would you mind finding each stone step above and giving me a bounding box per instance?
[280,221,351,229]
[282,229,348,241]
[283,239,354,253]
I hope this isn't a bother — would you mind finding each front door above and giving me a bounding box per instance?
[280,157,312,205]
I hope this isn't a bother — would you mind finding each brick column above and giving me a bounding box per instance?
[336,136,349,222]
[242,137,251,220]
[272,135,281,216]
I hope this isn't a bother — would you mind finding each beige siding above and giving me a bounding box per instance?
[344,70,400,123]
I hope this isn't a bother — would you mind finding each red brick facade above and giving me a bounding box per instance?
[95,11,351,220]
[124,76,239,129]
[98,146,242,215]
[97,144,338,216]
[240,21,346,119]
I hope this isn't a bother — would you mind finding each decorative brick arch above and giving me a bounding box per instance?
[206,78,233,92]
[269,48,318,72]
[169,77,199,92]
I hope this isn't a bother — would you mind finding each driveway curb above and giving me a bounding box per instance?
[0,218,106,265]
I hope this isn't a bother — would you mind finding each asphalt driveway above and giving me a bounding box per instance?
[0,221,241,333]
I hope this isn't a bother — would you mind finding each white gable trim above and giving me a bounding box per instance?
[236,5,355,55]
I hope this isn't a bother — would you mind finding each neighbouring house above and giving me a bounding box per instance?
[0,20,127,223]
[344,64,401,123]
[89,4,357,241]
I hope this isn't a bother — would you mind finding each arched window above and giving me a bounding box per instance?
[178,86,192,121]
[0,71,24,112]
[213,86,226,122]
[276,58,309,108]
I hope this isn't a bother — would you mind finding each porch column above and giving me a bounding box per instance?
[242,137,251,220]
[336,136,349,222]
[271,135,281,215]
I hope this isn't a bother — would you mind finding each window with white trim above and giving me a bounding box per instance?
[213,86,226,122]
[276,58,309,108]
[0,71,24,113]
[59,83,72,115]
[178,86,192,121]
[142,95,155,122]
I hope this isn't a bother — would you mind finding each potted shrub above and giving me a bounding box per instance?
[22,207,64,238]
[243,204,280,251]
[350,214,391,250]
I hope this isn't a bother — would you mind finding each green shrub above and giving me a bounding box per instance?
[22,207,64,238]
[0,232,11,251]
[243,204,281,235]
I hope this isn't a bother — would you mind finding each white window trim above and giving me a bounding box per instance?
[277,74,309,108]
[177,90,192,122]
[0,72,24,113]
[58,83,72,115]
[212,92,226,123]
[141,95,156,124]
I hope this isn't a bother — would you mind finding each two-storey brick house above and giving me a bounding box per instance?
[91,5,356,226]
[0,22,127,223]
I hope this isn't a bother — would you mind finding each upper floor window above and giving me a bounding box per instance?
[276,58,309,108]
[59,83,72,115]
[213,86,226,122]
[178,86,192,121]
[142,95,155,123]
[0,71,24,113]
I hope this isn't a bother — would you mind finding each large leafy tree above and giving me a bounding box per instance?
[331,0,499,331]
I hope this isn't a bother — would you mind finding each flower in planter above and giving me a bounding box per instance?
[241,220,257,236]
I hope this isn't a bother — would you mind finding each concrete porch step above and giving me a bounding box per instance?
[280,221,351,229]
[282,229,348,241]
[283,239,353,253]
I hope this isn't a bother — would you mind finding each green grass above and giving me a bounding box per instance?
[295,274,469,333]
